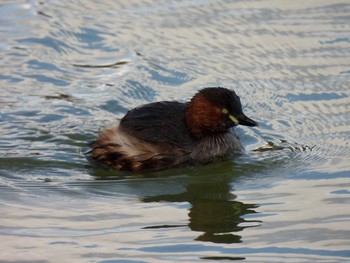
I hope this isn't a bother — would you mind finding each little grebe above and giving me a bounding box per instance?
[87,87,257,172]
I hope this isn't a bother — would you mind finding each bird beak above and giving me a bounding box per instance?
[237,114,258,127]
[228,114,239,125]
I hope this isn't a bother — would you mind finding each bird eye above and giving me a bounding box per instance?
[222,108,229,114]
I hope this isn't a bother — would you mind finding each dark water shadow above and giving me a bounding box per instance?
[142,175,260,244]
[88,159,273,246]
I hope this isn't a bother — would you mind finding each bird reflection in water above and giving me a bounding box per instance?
[142,178,260,244]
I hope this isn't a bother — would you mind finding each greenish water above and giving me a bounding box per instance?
[1,0,350,262]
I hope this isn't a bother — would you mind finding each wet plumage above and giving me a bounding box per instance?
[87,87,257,172]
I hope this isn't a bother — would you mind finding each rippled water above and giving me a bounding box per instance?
[1,0,350,262]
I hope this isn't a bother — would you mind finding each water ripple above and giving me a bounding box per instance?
[1,0,350,262]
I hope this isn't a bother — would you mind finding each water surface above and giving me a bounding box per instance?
[1,0,350,262]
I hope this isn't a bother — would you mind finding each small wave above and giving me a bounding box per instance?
[253,140,315,153]
[72,60,130,68]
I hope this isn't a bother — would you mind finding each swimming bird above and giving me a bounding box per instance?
[87,87,257,172]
